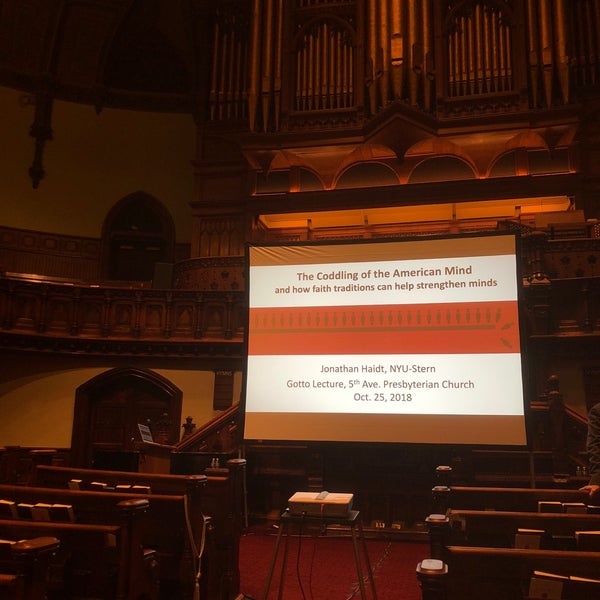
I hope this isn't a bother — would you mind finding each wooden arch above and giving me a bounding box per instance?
[70,367,182,468]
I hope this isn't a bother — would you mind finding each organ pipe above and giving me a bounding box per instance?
[591,0,600,84]
[498,12,506,91]
[469,11,476,91]
[225,29,232,119]
[261,0,274,131]
[209,17,221,120]
[574,1,586,84]
[292,16,356,113]
[204,0,600,129]
[448,28,455,96]
[273,1,283,128]
[456,20,463,95]
[408,0,418,105]
[554,0,569,103]
[380,0,390,107]
[504,19,512,91]
[308,31,315,110]
[235,31,244,119]
[367,0,378,111]
[390,0,403,100]
[295,42,302,110]
[321,25,326,108]
[249,0,261,130]
[483,5,491,94]
[526,0,539,107]
[595,0,600,83]
[539,0,553,107]
[490,10,498,93]
[474,3,483,93]
[443,3,516,99]
[348,40,353,107]
[422,0,432,110]
[464,14,468,92]
[330,27,336,108]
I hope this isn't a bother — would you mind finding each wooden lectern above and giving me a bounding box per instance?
[135,440,175,473]
[134,424,174,473]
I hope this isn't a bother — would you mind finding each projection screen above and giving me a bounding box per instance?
[243,232,528,446]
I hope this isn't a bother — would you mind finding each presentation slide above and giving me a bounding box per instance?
[243,233,528,446]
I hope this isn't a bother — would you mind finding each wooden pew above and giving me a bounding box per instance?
[426,509,600,559]
[0,483,204,600]
[0,516,154,600]
[33,465,208,589]
[417,546,600,600]
[32,464,207,512]
[419,478,600,599]
[32,461,246,600]
[0,535,59,600]
[432,484,591,514]
[0,447,62,486]
[199,459,246,600]
[0,491,155,599]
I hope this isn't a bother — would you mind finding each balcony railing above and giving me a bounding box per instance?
[0,273,246,357]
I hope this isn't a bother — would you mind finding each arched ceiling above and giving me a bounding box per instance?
[0,0,211,113]
[0,0,580,214]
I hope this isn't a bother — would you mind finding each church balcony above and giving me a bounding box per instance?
[0,272,245,358]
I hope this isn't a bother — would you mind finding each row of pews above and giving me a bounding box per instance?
[0,535,60,600]
[0,459,246,600]
[417,468,600,600]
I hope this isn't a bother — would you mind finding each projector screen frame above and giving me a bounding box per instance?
[241,230,532,449]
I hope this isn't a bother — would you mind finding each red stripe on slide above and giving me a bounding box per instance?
[248,301,520,355]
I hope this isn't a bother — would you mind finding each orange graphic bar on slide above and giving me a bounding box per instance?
[248,300,520,355]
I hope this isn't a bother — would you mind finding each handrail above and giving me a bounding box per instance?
[174,405,241,453]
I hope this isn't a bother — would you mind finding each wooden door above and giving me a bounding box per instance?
[71,367,182,468]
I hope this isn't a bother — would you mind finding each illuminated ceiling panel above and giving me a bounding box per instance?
[258,196,572,229]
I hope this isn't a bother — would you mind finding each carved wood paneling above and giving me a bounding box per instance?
[0,226,190,285]
[548,278,600,334]
[0,276,245,347]
[173,256,245,291]
[543,239,600,278]
[0,226,101,281]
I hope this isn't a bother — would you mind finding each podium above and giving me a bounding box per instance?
[262,508,377,600]
[92,442,175,473]
[136,441,175,473]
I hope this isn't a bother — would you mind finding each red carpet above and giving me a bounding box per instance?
[239,528,429,600]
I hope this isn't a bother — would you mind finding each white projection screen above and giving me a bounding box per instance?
[243,232,529,446]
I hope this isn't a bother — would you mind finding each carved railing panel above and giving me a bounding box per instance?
[172,256,245,290]
[543,238,600,279]
[3,236,600,363]
[0,275,245,356]
[0,226,101,281]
